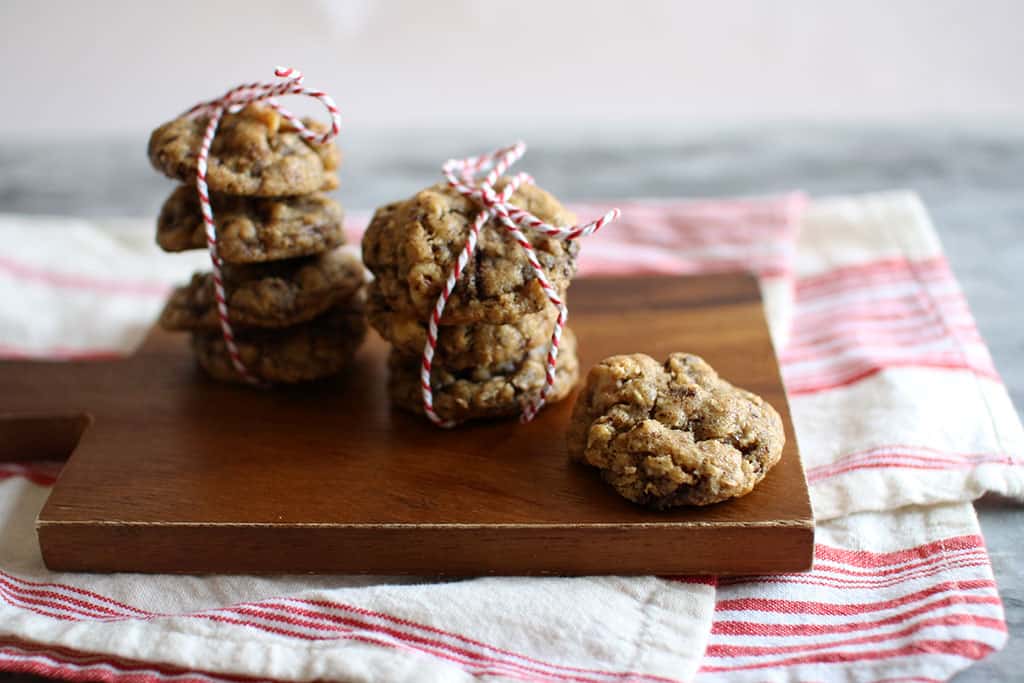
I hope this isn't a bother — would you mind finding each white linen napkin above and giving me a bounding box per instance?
[0,191,1020,682]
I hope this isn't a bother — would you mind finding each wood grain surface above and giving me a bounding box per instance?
[0,274,814,575]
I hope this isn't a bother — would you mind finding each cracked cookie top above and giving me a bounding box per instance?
[568,352,785,508]
[156,185,345,263]
[148,104,340,196]
[361,181,579,325]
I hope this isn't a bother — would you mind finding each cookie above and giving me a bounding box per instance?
[156,185,345,263]
[159,248,366,331]
[568,353,784,509]
[388,328,579,423]
[148,104,340,196]
[362,181,579,325]
[365,279,558,370]
[192,305,367,384]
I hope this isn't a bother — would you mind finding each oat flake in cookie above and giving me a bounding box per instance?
[148,104,340,197]
[159,248,366,331]
[156,185,345,263]
[361,180,579,325]
[568,352,785,509]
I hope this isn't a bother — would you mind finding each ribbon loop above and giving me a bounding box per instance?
[421,143,621,426]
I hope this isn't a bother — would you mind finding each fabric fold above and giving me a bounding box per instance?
[787,193,1024,521]
[698,503,1008,682]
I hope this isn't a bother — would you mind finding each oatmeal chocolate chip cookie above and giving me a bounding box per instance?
[362,181,579,325]
[568,353,784,509]
[148,104,340,196]
[192,305,366,384]
[388,328,579,423]
[365,279,558,370]
[159,248,366,331]
[156,185,345,262]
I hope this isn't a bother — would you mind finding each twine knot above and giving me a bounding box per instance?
[185,67,341,385]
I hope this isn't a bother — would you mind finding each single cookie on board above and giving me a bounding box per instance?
[388,328,580,424]
[148,104,340,196]
[159,248,366,331]
[192,306,367,384]
[156,185,345,263]
[365,279,558,370]
[362,181,579,325]
[568,353,785,509]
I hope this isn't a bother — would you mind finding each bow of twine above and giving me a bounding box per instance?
[421,142,621,427]
[186,67,341,385]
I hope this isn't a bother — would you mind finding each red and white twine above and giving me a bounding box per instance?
[185,67,341,384]
[421,142,621,427]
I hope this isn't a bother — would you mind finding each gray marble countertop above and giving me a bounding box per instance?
[0,125,1020,681]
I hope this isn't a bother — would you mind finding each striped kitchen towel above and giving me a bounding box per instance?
[0,190,1020,682]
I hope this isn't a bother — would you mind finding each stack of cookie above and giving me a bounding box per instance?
[362,180,581,424]
[148,104,367,384]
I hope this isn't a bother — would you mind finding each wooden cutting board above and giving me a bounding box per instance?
[0,274,813,575]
